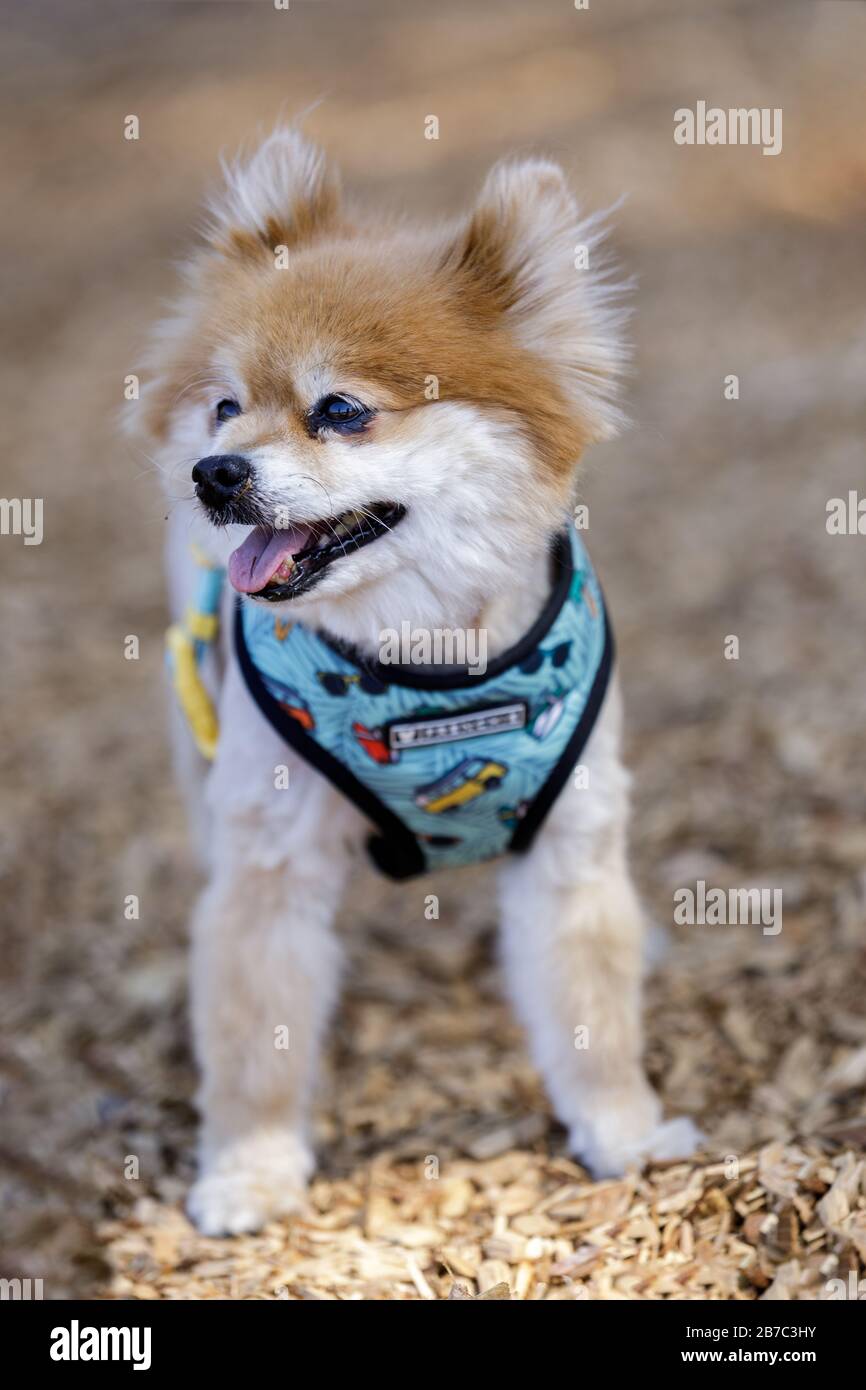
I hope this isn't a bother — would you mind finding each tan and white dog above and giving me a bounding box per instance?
[135,129,700,1235]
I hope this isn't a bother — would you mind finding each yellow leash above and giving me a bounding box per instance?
[165,546,224,761]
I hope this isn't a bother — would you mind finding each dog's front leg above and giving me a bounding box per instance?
[186,851,345,1235]
[185,672,353,1236]
[497,685,702,1177]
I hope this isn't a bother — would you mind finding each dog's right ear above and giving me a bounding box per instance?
[125,129,341,447]
[206,127,342,259]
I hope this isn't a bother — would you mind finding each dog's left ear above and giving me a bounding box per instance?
[447,158,628,441]
[206,127,342,258]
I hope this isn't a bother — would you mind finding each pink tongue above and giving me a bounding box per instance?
[228,524,313,594]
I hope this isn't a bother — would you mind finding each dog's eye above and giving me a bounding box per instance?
[319,394,363,423]
[215,399,242,424]
[308,394,372,435]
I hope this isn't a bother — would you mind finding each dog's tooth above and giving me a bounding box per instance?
[268,556,295,585]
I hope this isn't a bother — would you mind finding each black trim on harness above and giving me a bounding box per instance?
[317,531,574,690]
[234,603,427,880]
[233,546,614,882]
[509,594,614,854]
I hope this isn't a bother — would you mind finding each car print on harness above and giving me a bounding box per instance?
[261,675,316,731]
[351,721,395,765]
[414,757,508,815]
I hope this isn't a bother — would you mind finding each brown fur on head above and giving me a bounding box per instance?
[139,128,627,644]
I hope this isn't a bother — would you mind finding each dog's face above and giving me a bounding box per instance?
[140,131,625,640]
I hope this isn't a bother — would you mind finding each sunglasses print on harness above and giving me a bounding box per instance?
[317,670,388,697]
[518,640,572,676]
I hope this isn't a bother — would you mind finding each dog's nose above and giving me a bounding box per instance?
[192,454,252,508]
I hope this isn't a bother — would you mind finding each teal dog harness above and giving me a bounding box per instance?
[233,526,614,880]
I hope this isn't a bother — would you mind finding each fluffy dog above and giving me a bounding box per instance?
[135,128,700,1235]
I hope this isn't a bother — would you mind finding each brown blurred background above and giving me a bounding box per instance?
[2,0,866,1299]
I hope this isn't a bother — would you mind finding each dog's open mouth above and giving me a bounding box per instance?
[227,502,406,600]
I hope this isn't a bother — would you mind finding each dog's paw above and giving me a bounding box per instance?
[639,1115,705,1165]
[571,1106,704,1180]
[187,1129,313,1237]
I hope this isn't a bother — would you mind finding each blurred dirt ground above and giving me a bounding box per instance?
[2,0,866,1299]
